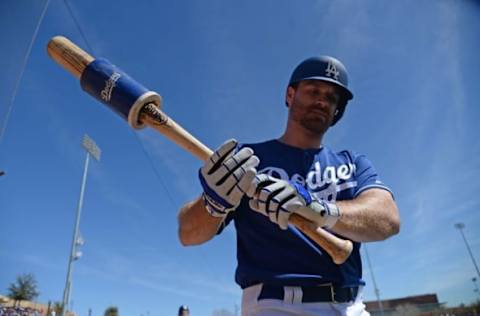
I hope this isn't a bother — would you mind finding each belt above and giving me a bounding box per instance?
[258,284,359,303]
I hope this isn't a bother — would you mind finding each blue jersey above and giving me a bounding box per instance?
[219,139,392,289]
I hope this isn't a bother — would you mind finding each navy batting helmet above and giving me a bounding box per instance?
[287,56,354,125]
[178,305,189,315]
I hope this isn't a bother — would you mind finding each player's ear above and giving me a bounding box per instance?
[285,86,295,107]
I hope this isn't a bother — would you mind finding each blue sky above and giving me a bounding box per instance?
[1,0,480,315]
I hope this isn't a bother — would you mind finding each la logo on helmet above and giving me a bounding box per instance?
[325,60,340,80]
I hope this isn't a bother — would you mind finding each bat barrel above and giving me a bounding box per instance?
[48,35,162,129]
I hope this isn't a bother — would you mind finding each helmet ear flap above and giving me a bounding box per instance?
[331,101,346,126]
[285,85,296,108]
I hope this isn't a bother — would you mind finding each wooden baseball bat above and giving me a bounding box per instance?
[47,36,353,264]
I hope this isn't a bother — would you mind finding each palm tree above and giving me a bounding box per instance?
[104,306,119,316]
[7,273,39,306]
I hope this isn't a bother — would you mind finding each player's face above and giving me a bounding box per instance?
[286,80,340,135]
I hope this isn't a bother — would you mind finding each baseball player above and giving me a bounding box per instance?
[178,56,400,315]
[178,305,189,316]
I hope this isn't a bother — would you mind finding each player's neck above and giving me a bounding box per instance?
[278,122,324,149]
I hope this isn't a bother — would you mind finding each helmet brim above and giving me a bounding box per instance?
[298,76,353,100]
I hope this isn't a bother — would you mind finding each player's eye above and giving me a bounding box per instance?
[326,93,340,105]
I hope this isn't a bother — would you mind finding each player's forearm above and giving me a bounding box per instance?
[331,189,400,242]
[178,196,224,246]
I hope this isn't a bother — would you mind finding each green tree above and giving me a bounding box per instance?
[7,273,39,306]
[104,306,119,316]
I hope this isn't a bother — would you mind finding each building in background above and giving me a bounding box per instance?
[365,293,480,316]
[365,294,443,315]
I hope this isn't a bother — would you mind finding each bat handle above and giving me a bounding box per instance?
[139,103,213,160]
[140,104,353,264]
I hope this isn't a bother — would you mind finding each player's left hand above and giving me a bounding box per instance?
[247,174,341,230]
[199,139,259,218]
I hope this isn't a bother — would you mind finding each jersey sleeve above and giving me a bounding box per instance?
[352,153,394,198]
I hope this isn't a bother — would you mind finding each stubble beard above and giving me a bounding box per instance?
[300,116,329,135]
[290,101,331,136]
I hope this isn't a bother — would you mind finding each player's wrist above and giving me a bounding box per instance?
[202,192,233,218]
[310,199,341,228]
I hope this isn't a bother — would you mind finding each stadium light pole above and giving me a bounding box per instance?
[61,134,101,316]
[454,223,480,280]
[473,277,479,298]
[364,245,385,316]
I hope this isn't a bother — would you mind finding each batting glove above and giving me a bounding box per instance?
[247,174,341,230]
[199,139,259,218]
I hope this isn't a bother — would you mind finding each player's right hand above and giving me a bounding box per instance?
[247,174,341,230]
[199,139,259,218]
